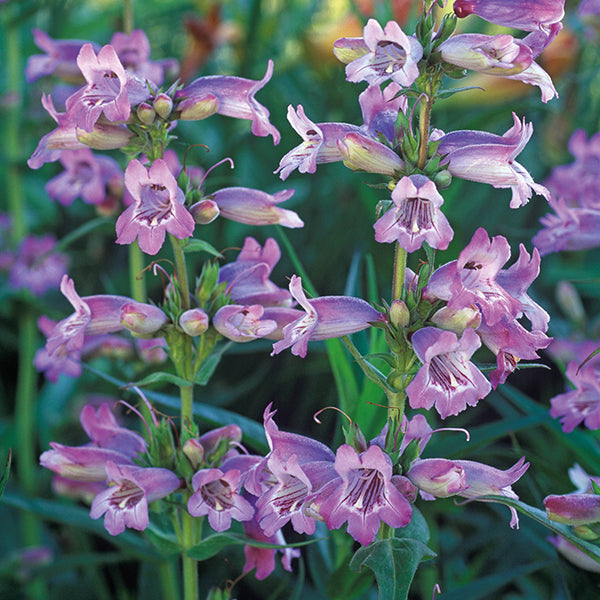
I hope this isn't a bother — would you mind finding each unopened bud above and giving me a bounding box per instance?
[556,281,585,325]
[431,306,481,335]
[433,169,452,190]
[153,93,173,119]
[182,438,205,471]
[389,300,410,329]
[137,102,156,125]
[190,199,220,224]
[76,123,134,150]
[407,458,467,498]
[545,493,600,526]
[179,308,209,336]
[177,94,219,121]
[120,302,168,335]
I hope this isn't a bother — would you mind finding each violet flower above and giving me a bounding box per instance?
[270,275,382,358]
[406,327,491,419]
[549,536,600,573]
[316,444,413,546]
[26,29,98,83]
[545,493,600,526]
[549,360,600,432]
[175,61,280,144]
[407,458,468,499]
[374,174,454,252]
[359,82,407,144]
[116,158,195,255]
[453,0,565,33]
[187,468,254,531]
[90,461,181,535]
[218,237,292,307]
[5,234,69,296]
[66,43,150,133]
[213,304,278,342]
[343,19,423,88]
[275,105,362,180]
[209,187,303,228]
[437,113,550,208]
[45,148,123,206]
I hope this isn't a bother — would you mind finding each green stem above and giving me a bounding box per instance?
[123,0,134,35]
[129,242,146,302]
[170,235,191,311]
[158,560,180,600]
[417,94,433,170]
[392,243,407,301]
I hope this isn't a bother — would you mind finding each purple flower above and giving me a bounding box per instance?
[374,174,454,252]
[175,61,280,144]
[438,33,558,103]
[218,237,292,307]
[316,444,413,546]
[109,30,177,86]
[549,536,600,573]
[213,304,278,342]
[270,275,382,358]
[337,132,404,176]
[407,458,468,499]
[426,228,522,327]
[116,159,195,255]
[179,308,209,336]
[187,468,254,531]
[90,461,181,535]
[45,148,123,206]
[5,234,69,296]
[454,457,530,528]
[453,0,565,33]
[359,83,407,144]
[26,29,98,83]
[407,327,491,419]
[209,187,303,228]
[549,360,600,432]
[242,512,300,580]
[79,403,147,457]
[344,19,423,88]
[35,275,131,380]
[438,113,550,208]
[275,105,361,180]
[66,43,150,133]
[120,302,168,335]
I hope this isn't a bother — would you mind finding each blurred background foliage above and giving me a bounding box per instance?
[2,0,600,598]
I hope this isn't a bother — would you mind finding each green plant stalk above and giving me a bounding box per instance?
[417,93,433,170]
[158,559,180,600]
[171,235,191,311]
[392,244,407,301]
[129,242,147,302]
[123,0,134,35]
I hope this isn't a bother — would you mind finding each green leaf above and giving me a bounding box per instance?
[349,537,436,600]
[478,494,600,565]
[195,342,231,385]
[129,371,192,389]
[54,217,114,252]
[395,506,430,544]
[0,449,11,499]
[182,239,223,258]
[1,491,160,560]
[437,85,483,98]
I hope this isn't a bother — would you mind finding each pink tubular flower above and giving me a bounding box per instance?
[438,113,550,208]
[26,29,98,83]
[45,149,123,206]
[407,327,491,419]
[116,159,195,255]
[545,493,600,526]
[454,457,530,528]
[316,444,413,546]
[213,304,278,342]
[5,234,69,296]
[66,43,150,133]
[187,468,254,531]
[453,0,565,33]
[175,61,280,144]
[90,461,181,535]
[359,83,407,144]
[344,19,423,87]
[549,360,600,432]
[275,105,361,180]
[218,237,292,307]
[209,187,303,228]
[337,132,404,176]
[374,174,454,252]
[35,275,132,381]
[549,536,600,573]
[270,275,382,358]
[407,458,468,499]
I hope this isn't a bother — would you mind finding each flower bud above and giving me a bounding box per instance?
[431,306,481,335]
[190,199,220,224]
[177,93,219,121]
[389,299,410,329]
[545,493,600,526]
[337,133,403,176]
[120,302,168,336]
[179,308,209,336]
[76,123,134,150]
[433,169,452,190]
[153,93,173,119]
[137,102,156,125]
[556,281,585,326]
[407,458,467,498]
[183,438,205,471]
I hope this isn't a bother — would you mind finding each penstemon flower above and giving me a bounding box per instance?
[115,158,195,255]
